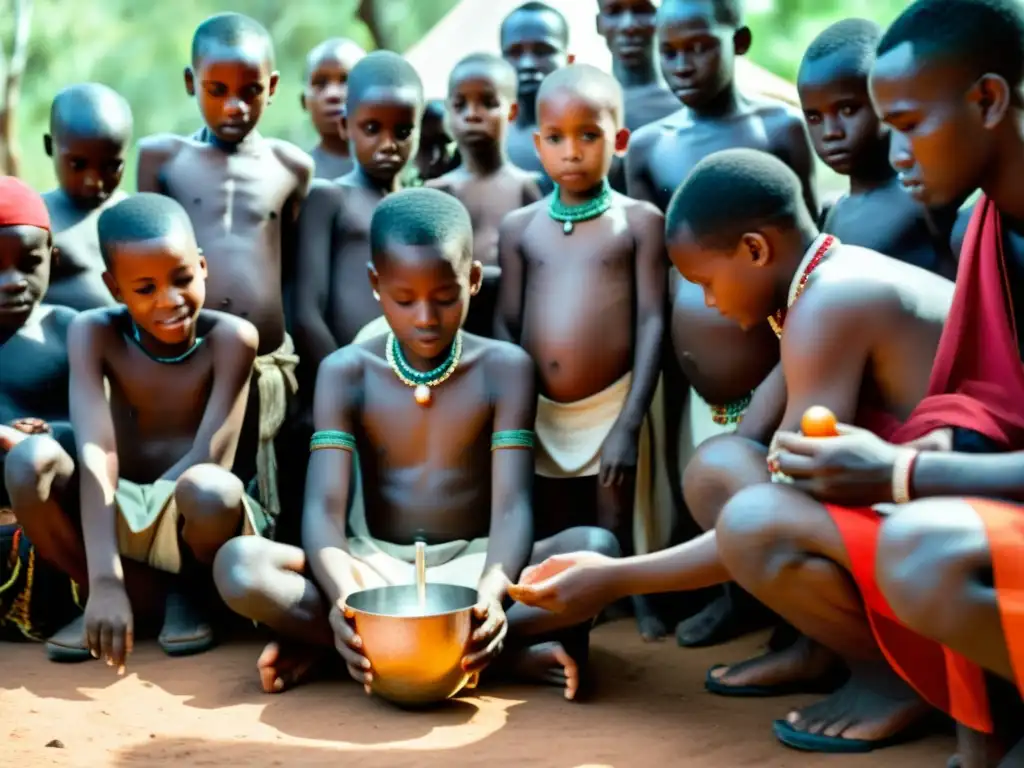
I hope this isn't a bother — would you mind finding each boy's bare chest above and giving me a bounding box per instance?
[521,212,634,274]
[163,151,293,225]
[454,176,524,227]
[0,332,69,418]
[106,349,214,431]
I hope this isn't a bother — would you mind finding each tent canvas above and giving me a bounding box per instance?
[405,0,798,106]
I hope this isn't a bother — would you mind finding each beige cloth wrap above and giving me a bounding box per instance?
[253,334,299,519]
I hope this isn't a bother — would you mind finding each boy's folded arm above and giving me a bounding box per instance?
[158,319,259,481]
[480,345,538,603]
[494,212,527,343]
[294,186,342,367]
[68,317,123,586]
[302,349,363,606]
[736,362,786,445]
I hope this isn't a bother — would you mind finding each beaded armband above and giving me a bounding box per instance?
[310,430,357,453]
[491,429,536,451]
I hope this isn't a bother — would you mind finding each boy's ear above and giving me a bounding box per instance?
[43,134,53,157]
[733,26,752,57]
[198,254,208,279]
[184,67,196,97]
[268,71,280,100]
[508,101,519,123]
[973,74,1012,130]
[367,263,380,298]
[469,260,484,296]
[740,232,771,266]
[102,271,122,302]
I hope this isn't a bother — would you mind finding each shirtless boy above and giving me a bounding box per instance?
[625,0,817,647]
[137,13,313,515]
[414,99,458,184]
[512,149,955,749]
[428,53,542,336]
[496,65,666,639]
[501,2,570,180]
[5,193,265,667]
[302,38,366,180]
[758,1,1024,762]
[213,188,618,697]
[0,177,74,526]
[798,19,969,279]
[42,83,132,311]
[295,51,424,362]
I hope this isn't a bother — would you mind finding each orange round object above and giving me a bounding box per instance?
[801,406,838,437]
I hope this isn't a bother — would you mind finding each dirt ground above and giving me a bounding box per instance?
[2,621,953,767]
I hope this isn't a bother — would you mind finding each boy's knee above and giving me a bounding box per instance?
[580,526,621,558]
[4,435,68,505]
[683,435,762,530]
[176,464,244,525]
[213,536,271,610]
[715,484,794,582]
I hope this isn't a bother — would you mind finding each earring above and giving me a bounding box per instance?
[373,290,380,301]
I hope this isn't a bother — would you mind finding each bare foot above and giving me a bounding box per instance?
[257,641,326,693]
[634,595,667,642]
[708,635,843,692]
[676,586,773,648]
[781,664,933,745]
[947,724,1004,768]
[512,641,580,700]
[158,590,214,656]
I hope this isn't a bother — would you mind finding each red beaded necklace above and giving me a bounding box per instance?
[768,235,836,339]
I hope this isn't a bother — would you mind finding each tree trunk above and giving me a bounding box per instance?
[0,0,34,177]
[356,0,392,50]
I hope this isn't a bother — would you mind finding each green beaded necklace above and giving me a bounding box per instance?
[548,180,612,235]
[127,319,205,365]
[386,331,463,406]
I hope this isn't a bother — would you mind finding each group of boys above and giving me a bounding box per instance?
[2,0,1023,764]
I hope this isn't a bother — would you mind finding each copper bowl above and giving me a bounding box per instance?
[346,584,477,706]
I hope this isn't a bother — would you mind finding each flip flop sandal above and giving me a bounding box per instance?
[158,629,216,657]
[772,716,934,754]
[44,615,93,663]
[157,591,215,657]
[704,663,848,698]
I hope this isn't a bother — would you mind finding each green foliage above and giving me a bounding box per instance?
[5,0,458,191]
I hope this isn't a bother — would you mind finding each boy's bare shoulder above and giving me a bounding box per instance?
[68,306,124,349]
[614,191,663,226]
[267,138,314,183]
[475,334,532,372]
[500,196,546,235]
[38,304,78,339]
[202,309,259,355]
[747,97,810,147]
[628,115,674,155]
[137,132,191,161]
[319,341,377,392]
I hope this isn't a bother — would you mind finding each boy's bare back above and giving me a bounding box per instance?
[70,307,258,482]
[499,193,663,402]
[0,305,76,425]
[137,134,311,354]
[44,191,123,310]
[428,165,541,266]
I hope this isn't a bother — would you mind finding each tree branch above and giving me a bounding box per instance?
[356,0,390,50]
[1,0,33,176]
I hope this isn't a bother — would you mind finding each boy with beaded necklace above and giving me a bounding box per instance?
[495,65,666,640]
[213,188,618,698]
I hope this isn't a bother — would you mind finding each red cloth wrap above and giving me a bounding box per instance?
[826,196,1024,734]
[0,176,50,231]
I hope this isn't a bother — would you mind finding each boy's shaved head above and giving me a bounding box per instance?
[191,12,275,68]
[537,64,625,125]
[800,19,882,81]
[346,50,424,113]
[660,0,744,27]
[878,0,1024,88]
[98,194,196,268]
[50,83,132,143]
[450,53,517,99]
[667,148,806,248]
[304,37,366,81]
[501,2,570,46]
[370,188,472,266]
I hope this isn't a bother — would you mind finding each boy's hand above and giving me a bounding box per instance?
[10,417,52,436]
[508,552,618,618]
[329,601,373,693]
[461,597,508,675]
[84,579,133,674]
[599,423,639,487]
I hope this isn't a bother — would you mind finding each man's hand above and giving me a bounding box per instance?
[508,551,619,618]
[600,423,639,487]
[84,578,133,674]
[329,601,373,693]
[461,596,508,676]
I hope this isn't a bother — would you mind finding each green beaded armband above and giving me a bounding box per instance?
[491,429,535,451]
[310,430,357,453]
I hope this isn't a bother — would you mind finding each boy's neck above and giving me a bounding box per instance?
[316,134,350,157]
[350,164,402,195]
[983,130,1024,220]
[689,82,742,121]
[774,227,822,311]
[848,143,898,195]
[556,178,610,207]
[128,314,200,363]
[613,56,661,90]
[0,305,36,345]
[516,92,538,127]
[200,126,260,154]
[54,186,104,214]
[461,141,506,176]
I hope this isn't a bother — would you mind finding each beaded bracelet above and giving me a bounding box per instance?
[310,430,357,453]
[491,429,536,451]
[891,448,919,504]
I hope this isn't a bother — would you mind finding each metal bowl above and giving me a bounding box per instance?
[346,584,477,707]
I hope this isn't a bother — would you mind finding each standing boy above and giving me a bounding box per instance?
[428,53,542,336]
[137,13,313,516]
[496,65,667,640]
[626,0,817,648]
[214,188,618,698]
[295,50,425,363]
[302,38,366,180]
[501,2,571,179]
[798,18,969,279]
[5,194,266,666]
[42,83,132,311]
